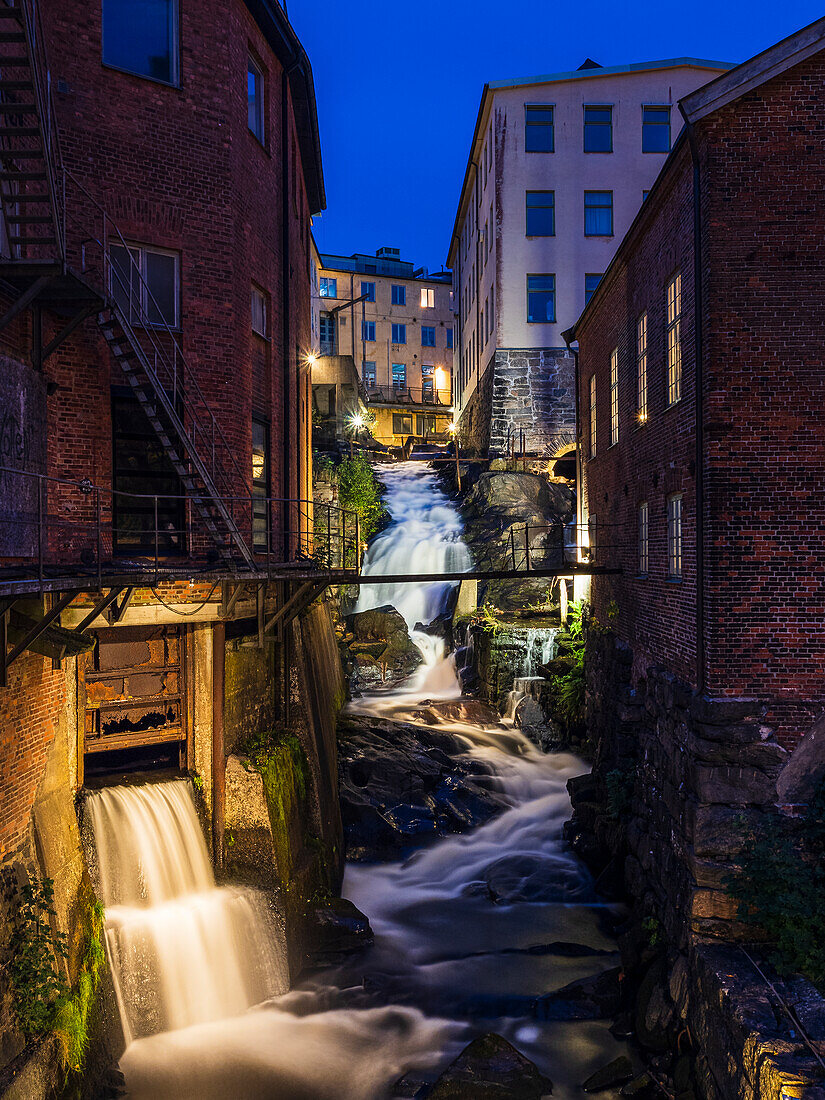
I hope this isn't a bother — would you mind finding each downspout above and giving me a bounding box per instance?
[282,62,300,557]
[679,103,706,694]
[562,328,582,572]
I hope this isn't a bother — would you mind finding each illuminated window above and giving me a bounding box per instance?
[666,272,682,405]
[589,374,596,458]
[422,363,434,401]
[637,311,648,421]
[584,191,613,236]
[638,502,649,575]
[391,284,406,306]
[392,363,406,390]
[526,191,555,236]
[247,57,264,142]
[251,418,269,551]
[319,277,336,298]
[584,105,612,152]
[251,285,267,337]
[420,287,435,308]
[421,326,435,347]
[667,493,683,578]
[584,273,602,306]
[642,106,671,153]
[610,348,619,446]
[392,413,413,435]
[525,104,554,152]
[527,274,555,323]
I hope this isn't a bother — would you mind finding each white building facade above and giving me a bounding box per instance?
[447,58,732,456]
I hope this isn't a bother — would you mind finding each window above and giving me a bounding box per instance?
[584,191,613,236]
[526,274,555,323]
[416,414,438,436]
[589,374,596,458]
[636,312,648,421]
[420,287,434,308]
[667,493,683,578]
[248,57,264,142]
[610,348,619,446]
[666,272,682,405]
[319,312,335,354]
[584,105,612,152]
[422,363,434,401]
[421,326,435,347]
[102,0,178,84]
[251,418,269,552]
[392,413,413,435]
[446,327,453,348]
[110,242,178,328]
[362,361,376,387]
[525,104,554,152]
[319,277,337,298]
[642,106,671,153]
[391,284,406,306]
[251,285,267,337]
[391,323,406,344]
[362,320,376,341]
[361,281,375,302]
[392,363,406,390]
[638,502,649,576]
[526,191,555,236]
[584,273,602,306]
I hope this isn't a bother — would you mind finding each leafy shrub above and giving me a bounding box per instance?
[470,603,505,635]
[8,877,69,1037]
[728,786,825,985]
[550,601,586,725]
[336,453,387,543]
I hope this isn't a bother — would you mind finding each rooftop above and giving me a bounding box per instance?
[319,247,451,282]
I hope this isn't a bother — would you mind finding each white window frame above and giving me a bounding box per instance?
[667,493,683,579]
[638,501,649,576]
[420,287,435,309]
[251,284,267,337]
[666,272,682,406]
[610,347,619,446]
[109,241,180,329]
[637,311,648,422]
[589,374,596,458]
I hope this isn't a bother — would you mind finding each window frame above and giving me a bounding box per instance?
[666,272,682,406]
[319,277,337,299]
[583,104,613,153]
[361,281,376,302]
[584,190,614,237]
[524,103,555,153]
[638,501,649,577]
[420,287,435,309]
[251,284,267,338]
[102,0,180,87]
[526,273,556,324]
[589,374,597,459]
[584,273,602,306]
[421,325,436,348]
[667,492,683,579]
[109,241,180,330]
[362,320,376,342]
[392,412,413,436]
[391,284,406,306]
[391,363,406,390]
[391,322,407,345]
[446,327,453,349]
[247,55,265,144]
[525,190,555,237]
[251,416,270,553]
[609,347,619,446]
[636,311,648,423]
[642,104,671,153]
[362,360,376,387]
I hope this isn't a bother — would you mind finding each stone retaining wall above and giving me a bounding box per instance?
[489,348,575,457]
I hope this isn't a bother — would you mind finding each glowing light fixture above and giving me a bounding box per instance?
[350,413,365,430]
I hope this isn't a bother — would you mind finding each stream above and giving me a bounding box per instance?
[89,461,626,1099]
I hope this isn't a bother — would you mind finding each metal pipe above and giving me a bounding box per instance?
[211,621,226,870]
[679,103,706,694]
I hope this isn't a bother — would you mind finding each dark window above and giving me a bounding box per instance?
[251,285,267,337]
[320,312,335,354]
[102,0,178,84]
[110,242,178,328]
[362,320,375,341]
[642,189,651,202]
[391,284,406,306]
[416,413,437,435]
[391,323,406,344]
[362,361,376,386]
[584,273,602,305]
[392,413,413,435]
[361,281,376,302]
[584,191,613,236]
[112,388,185,556]
[642,105,671,153]
[422,363,434,401]
[248,57,264,142]
[584,105,612,152]
[526,191,555,236]
[251,418,269,552]
[446,327,453,348]
[421,326,435,347]
[525,104,554,152]
[527,274,555,323]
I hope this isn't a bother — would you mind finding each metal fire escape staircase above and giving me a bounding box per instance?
[0,0,256,570]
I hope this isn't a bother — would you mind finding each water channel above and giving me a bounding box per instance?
[87,461,625,1099]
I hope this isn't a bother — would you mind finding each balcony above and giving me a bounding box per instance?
[365,385,452,408]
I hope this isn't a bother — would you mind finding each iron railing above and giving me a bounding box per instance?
[0,465,364,594]
[365,385,453,407]
[468,520,627,573]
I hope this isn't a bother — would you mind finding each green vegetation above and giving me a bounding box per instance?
[313,452,387,568]
[642,915,664,950]
[728,786,825,985]
[8,876,106,1078]
[469,603,505,635]
[549,601,586,725]
[336,453,387,543]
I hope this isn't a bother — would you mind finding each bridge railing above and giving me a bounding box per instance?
[0,465,364,595]
[499,520,626,572]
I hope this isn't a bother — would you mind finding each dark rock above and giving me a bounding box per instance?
[535,966,624,1020]
[426,1033,553,1098]
[484,854,593,905]
[777,713,825,804]
[513,696,546,730]
[582,1056,634,1092]
[392,1074,431,1098]
[305,897,374,964]
[621,1074,655,1099]
[347,606,422,687]
[408,700,502,728]
[610,1011,635,1039]
[634,957,675,1051]
[338,715,506,859]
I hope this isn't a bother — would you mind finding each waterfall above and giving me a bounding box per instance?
[85,780,287,1043]
[521,627,558,677]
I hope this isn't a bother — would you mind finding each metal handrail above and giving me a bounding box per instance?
[365,384,453,406]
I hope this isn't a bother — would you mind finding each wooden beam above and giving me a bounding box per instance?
[4,591,77,669]
[106,586,135,624]
[73,588,125,633]
[263,580,327,639]
[220,581,245,620]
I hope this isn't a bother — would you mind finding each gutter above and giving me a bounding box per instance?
[678,102,706,693]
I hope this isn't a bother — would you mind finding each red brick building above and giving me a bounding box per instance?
[566,19,825,941]
[0,0,349,945]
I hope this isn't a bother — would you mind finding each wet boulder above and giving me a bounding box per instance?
[304,897,374,966]
[346,605,422,688]
[407,700,502,728]
[427,1033,553,1099]
[338,716,507,860]
[466,472,572,520]
[582,1056,634,1093]
[534,966,624,1020]
[483,854,594,905]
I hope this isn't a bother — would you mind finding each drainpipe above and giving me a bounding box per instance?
[282,63,300,557]
[679,103,706,694]
[562,328,582,579]
[211,621,226,870]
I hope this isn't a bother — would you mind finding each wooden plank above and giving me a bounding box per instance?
[84,726,186,754]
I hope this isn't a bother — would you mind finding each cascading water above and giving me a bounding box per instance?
[101,460,625,1099]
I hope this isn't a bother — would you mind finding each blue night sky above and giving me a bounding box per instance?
[290,0,822,272]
